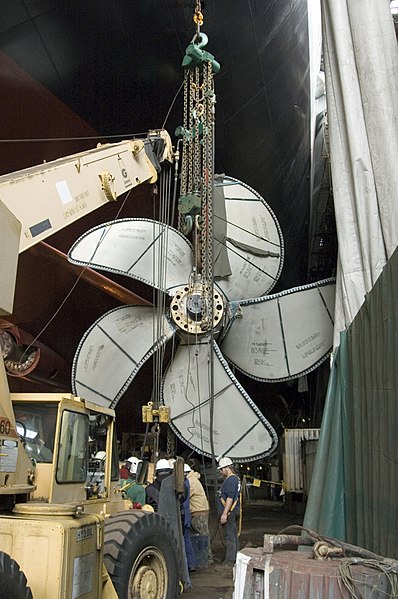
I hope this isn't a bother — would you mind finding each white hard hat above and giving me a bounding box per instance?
[184,463,191,473]
[217,457,233,469]
[95,451,106,461]
[168,458,176,469]
[155,459,171,472]
[127,456,142,475]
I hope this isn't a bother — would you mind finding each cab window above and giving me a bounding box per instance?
[87,414,118,481]
[56,410,89,483]
[14,402,57,463]
[111,431,119,481]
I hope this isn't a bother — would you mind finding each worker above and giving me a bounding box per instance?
[94,450,106,463]
[145,459,172,511]
[121,456,146,507]
[119,458,131,480]
[183,463,197,572]
[87,450,107,495]
[216,456,242,570]
[185,464,214,564]
[167,459,195,585]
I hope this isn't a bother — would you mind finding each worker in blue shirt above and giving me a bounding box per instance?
[216,456,241,569]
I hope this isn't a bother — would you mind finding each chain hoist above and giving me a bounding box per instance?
[175,6,221,334]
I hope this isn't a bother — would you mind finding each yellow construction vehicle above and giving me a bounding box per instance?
[0,133,185,598]
[1,389,181,598]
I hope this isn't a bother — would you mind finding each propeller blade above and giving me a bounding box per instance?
[221,279,335,381]
[213,175,284,301]
[162,340,277,462]
[72,305,176,407]
[68,218,193,294]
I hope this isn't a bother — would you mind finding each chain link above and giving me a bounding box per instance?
[194,1,203,39]
[166,427,175,457]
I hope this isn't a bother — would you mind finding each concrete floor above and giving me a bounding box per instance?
[187,500,304,598]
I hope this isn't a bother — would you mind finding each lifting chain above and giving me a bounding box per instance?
[194,1,203,39]
[166,427,176,457]
[180,70,189,200]
[178,20,217,296]
[200,59,215,290]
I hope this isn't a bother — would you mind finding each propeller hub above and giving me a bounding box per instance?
[186,293,204,319]
[170,283,224,334]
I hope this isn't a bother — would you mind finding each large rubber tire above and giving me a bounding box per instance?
[104,510,180,599]
[0,551,33,599]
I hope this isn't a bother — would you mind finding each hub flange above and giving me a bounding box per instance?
[170,282,224,335]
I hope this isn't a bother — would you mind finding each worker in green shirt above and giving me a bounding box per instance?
[121,456,146,507]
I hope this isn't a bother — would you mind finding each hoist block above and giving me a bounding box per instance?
[175,126,190,140]
[178,193,201,216]
[142,402,171,424]
[182,33,221,73]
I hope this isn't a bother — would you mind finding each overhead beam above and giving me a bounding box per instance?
[32,242,152,307]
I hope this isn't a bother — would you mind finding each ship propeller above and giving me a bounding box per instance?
[69,176,335,461]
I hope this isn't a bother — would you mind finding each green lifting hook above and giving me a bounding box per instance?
[182,32,221,73]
